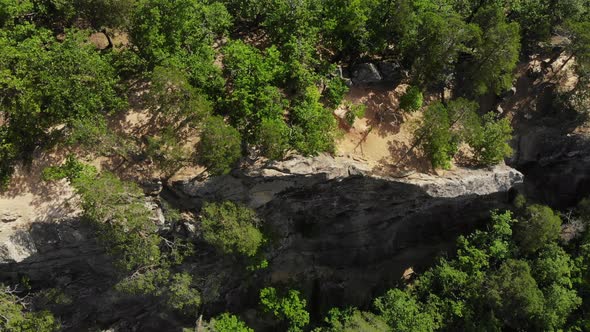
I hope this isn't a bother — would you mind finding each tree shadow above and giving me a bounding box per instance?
[358,86,406,138]
[372,140,432,176]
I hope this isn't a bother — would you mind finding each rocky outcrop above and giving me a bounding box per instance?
[0,155,523,330]
[169,155,523,316]
[511,125,590,208]
[350,62,402,86]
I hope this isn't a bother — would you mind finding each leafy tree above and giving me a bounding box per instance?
[260,287,310,332]
[399,86,424,112]
[374,289,438,332]
[0,0,33,27]
[0,26,124,184]
[197,116,242,176]
[532,243,576,288]
[324,77,349,109]
[130,0,230,93]
[0,286,59,332]
[483,259,544,330]
[220,0,266,25]
[366,0,420,61]
[565,19,590,75]
[319,307,389,332]
[166,273,201,315]
[149,66,212,126]
[210,313,253,332]
[72,167,162,272]
[200,201,264,257]
[291,86,337,156]
[321,0,376,57]
[415,102,458,169]
[514,205,562,254]
[463,5,521,96]
[411,10,474,89]
[221,40,286,134]
[464,112,513,165]
[257,118,290,160]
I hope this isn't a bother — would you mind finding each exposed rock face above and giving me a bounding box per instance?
[351,63,383,85]
[350,62,402,86]
[0,155,523,330]
[511,126,590,208]
[169,155,523,316]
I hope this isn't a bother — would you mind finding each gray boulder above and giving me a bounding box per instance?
[352,63,382,85]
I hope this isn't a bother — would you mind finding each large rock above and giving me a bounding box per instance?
[511,126,590,208]
[351,63,382,85]
[376,61,402,82]
[169,154,523,314]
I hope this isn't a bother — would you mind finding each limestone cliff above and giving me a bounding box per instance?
[0,155,523,330]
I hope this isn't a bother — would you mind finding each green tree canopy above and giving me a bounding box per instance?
[197,116,242,176]
[199,201,264,257]
[260,287,310,332]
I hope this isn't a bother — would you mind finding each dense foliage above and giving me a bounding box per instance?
[2,0,590,330]
[200,201,264,257]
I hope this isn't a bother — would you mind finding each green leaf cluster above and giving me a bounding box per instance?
[200,201,264,257]
[260,287,310,332]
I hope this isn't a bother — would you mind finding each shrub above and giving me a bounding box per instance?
[399,86,423,112]
[200,201,264,257]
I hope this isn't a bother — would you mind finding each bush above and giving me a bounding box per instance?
[344,102,366,127]
[416,102,458,169]
[465,112,513,166]
[211,313,253,332]
[260,287,310,332]
[200,201,264,257]
[399,86,423,112]
[325,77,349,108]
[197,116,242,176]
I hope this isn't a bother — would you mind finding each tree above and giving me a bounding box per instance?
[514,205,562,254]
[463,5,521,96]
[483,259,544,330]
[166,273,201,315]
[374,289,438,332]
[0,286,59,332]
[197,116,242,176]
[71,167,162,272]
[320,307,389,332]
[291,86,337,156]
[257,118,290,160]
[0,26,125,184]
[200,201,264,257]
[221,40,286,134]
[464,112,513,165]
[415,102,458,169]
[130,0,230,93]
[321,0,376,57]
[260,287,310,332]
[210,313,253,332]
[411,10,474,89]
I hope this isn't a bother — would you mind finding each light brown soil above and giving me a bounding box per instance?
[0,151,81,260]
[335,85,433,175]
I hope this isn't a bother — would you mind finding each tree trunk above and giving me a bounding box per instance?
[101,28,113,50]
